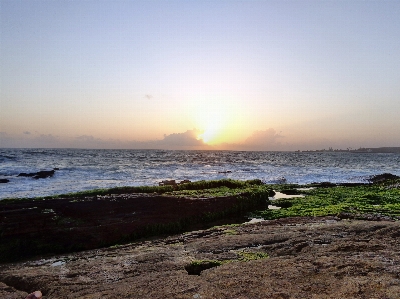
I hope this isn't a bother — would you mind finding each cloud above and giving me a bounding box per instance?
[245,128,284,147]
[0,129,211,149]
[84,129,209,150]
[0,132,62,148]
[2,127,394,151]
[214,128,285,151]
[159,129,205,147]
[75,135,101,142]
[69,130,208,150]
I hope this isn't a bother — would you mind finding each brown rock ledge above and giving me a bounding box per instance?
[1,216,400,298]
[0,191,266,262]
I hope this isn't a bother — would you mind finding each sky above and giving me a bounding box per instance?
[1,0,400,151]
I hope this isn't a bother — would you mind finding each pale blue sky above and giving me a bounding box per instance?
[1,0,400,150]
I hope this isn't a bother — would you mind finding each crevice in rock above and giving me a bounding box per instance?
[0,276,42,295]
[185,260,222,275]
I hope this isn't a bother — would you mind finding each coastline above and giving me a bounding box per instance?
[0,179,272,263]
[1,176,400,298]
[2,149,400,200]
[2,216,400,298]
[303,146,400,153]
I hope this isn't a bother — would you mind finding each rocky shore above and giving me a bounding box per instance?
[1,216,400,298]
[0,180,271,263]
[1,177,400,298]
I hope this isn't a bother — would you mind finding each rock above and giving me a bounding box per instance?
[279,189,301,195]
[33,170,55,179]
[159,180,176,186]
[185,260,222,275]
[270,177,287,184]
[368,173,400,184]
[0,179,9,184]
[0,191,264,262]
[312,182,337,187]
[17,169,56,179]
[17,172,35,177]
[1,217,400,298]
[179,179,191,184]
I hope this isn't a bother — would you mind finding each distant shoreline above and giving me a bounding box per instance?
[303,147,400,154]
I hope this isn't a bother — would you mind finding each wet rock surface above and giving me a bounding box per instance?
[1,216,400,298]
[0,192,264,262]
[17,170,56,179]
[368,173,400,184]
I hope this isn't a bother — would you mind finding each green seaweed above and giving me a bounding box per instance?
[0,179,266,203]
[254,181,400,220]
[5,178,399,263]
[236,251,269,262]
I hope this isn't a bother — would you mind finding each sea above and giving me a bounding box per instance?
[1,148,400,200]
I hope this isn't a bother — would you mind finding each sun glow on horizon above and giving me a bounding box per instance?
[186,96,252,146]
[190,98,235,145]
[196,118,224,144]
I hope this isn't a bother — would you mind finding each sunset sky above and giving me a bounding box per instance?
[1,0,400,151]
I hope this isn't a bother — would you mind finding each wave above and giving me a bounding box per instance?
[1,149,400,199]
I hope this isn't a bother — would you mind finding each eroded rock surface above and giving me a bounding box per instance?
[0,192,264,262]
[1,216,400,298]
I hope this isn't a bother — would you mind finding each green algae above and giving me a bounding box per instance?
[1,179,267,202]
[254,180,400,220]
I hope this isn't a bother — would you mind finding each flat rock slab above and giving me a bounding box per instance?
[0,193,256,261]
[1,216,400,298]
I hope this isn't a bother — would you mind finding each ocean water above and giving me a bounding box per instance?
[1,148,400,199]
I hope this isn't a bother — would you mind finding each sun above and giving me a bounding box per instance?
[192,101,229,145]
[197,118,224,144]
[189,96,247,145]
